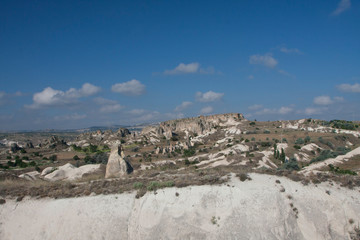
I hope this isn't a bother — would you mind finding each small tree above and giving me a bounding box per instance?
[273,144,277,158]
[49,155,57,162]
[73,155,80,160]
[280,148,286,162]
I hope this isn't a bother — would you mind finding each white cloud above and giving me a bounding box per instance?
[254,106,293,115]
[27,83,101,109]
[337,83,360,93]
[111,79,145,96]
[93,97,123,113]
[332,0,351,16]
[278,107,293,114]
[164,62,200,75]
[249,54,278,68]
[280,47,303,54]
[313,95,344,105]
[0,91,6,105]
[314,96,333,105]
[200,106,213,114]
[199,66,215,74]
[133,111,160,123]
[100,104,124,113]
[79,83,101,96]
[128,109,145,115]
[278,69,295,78]
[165,112,185,119]
[93,97,117,105]
[196,91,224,102]
[304,107,323,115]
[334,96,344,102]
[54,113,87,121]
[175,101,192,112]
[248,104,263,110]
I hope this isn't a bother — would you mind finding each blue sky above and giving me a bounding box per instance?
[0,0,359,130]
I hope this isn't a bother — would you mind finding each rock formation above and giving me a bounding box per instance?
[9,143,21,153]
[105,144,133,178]
[142,113,244,139]
[42,136,67,149]
[25,141,34,148]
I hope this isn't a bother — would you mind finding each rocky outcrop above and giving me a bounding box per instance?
[18,171,40,181]
[2,174,360,240]
[25,141,34,149]
[42,136,67,149]
[105,144,133,178]
[142,113,244,140]
[116,128,131,138]
[44,163,102,181]
[9,143,21,153]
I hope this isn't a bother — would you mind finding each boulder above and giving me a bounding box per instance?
[19,171,40,181]
[44,163,102,181]
[41,167,55,176]
[116,128,131,138]
[25,141,34,148]
[105,144,133,178]
[10,143,21,153]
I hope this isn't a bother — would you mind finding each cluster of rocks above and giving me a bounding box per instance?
[142,113,244,140]
[74,128,136,147]
[39,136,67,149]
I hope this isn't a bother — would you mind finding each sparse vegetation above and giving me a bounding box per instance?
[310,148,350,164]
[328,164,357,176]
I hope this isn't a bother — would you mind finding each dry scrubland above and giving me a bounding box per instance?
[1,114,360,239]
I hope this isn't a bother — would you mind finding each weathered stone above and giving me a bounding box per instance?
[105,144,133,178]
[10,143,21,153]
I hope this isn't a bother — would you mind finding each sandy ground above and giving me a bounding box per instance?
[1,173,359,240]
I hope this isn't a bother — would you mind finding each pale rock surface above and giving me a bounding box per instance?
[44,163,102,181]
[41,167,55,176]
[1,174,359,240]
[18,171,40,181]
[105,144,133,178]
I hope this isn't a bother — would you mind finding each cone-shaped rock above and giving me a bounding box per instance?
[105,144,133,178]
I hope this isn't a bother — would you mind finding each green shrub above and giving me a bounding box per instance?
[147,181,161,191]
[295,138,304,145]
[310,148,350,164]
[29,161,36,166]
[7,161,15,167]
[133,182,144,189]
[19,161,28,168]
[249,122,256,126]
[260,142,271,147]
[328,164,357,175]
[330,119,357,130]
[49,155,57,162]
[183,147,196,157]
[280,157,300,171]
[293,145,301,150]
[73,155,80,160]
[71,144,82,152]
